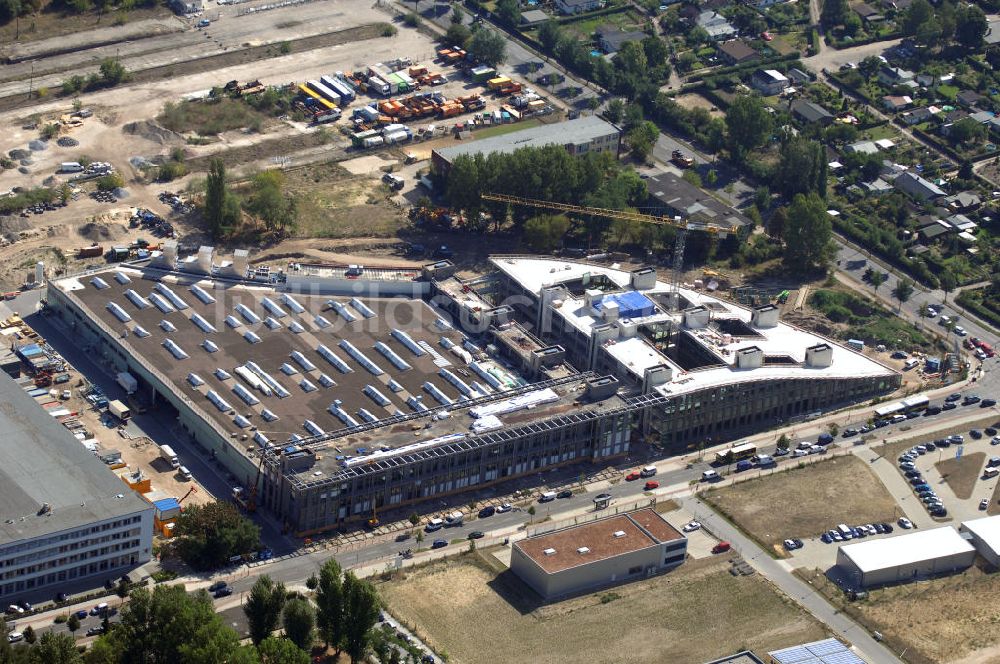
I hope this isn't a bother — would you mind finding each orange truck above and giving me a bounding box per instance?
[409,65,428,77]
[487,76,511,90]
[498,82,522,96]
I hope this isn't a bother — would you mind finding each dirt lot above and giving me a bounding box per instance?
[673,93,725,119]
[379,553,830,664]
[703,456,899,550]
[935,452,986,500]
[799,564,1000,664]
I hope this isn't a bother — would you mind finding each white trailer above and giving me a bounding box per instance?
[159,444,180,469]
[116,371,138,395]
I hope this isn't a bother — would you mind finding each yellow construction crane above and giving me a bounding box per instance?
[479,193,731,304]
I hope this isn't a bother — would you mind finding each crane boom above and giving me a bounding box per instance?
[479,192,727,235]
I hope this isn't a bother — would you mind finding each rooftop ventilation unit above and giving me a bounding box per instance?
[391,329,426,356]
[290,351,317,372]
[577,547,590,554]
[261,297,287,318]
[374,341,412,371]
[261,409,278,422]
[613,530,626,538]
[232,383,260,406]
[160,319,177,333]
[358,408,379,423]
[191,313,216,334]
[124,289,150,309]
[304,420,325,436]
[132,325,150,337]
[225,315,241,329]
[317,345,352,373]
[214,368,232,381]
[318,374,335,388]
[280,363,298,375]
[339,340,384,375]
[187,373,205,387]
[206,389,233,412]
[288,321,305,334]
[313,315,332,329]
[162,339,188,359]
[300,378,317,392]
[235,304,260,325]
[149,292,175,314]
[543,548,556,556]
[243,330,262,344]
[349,298,376,319]
[107,302,132,322]
[264,317,282,330]
[364,384,392,407]
[189,284,216,304]
[91,277,110,290]
[327,300,357,322]
[155,283,189,310]
[233,414,251,428]
[281,293,305,314]
[202,340,219,353]
[114,272,131,285]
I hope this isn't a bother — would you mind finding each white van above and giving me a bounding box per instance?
[891,414,907,423]
[539,491,557,502]
[640,465,657,478]
[903,359,919,371]
[837,524,852,537]
[178,466,192,481]
[701,470,720,481]
[984,467,999,479]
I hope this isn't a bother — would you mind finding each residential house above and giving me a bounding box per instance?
[697,11,737,41]
[969,110,995,124]
[169,0,202,12]
[942,109,968,125]
[853,2,885,22]
[915,73,935,88]
[894,171,946,201]
[874,138,895,150]
[786,68,812,85]
[790,100,834,125]
[947,213,978,232]
[878,66,915,87]
[987,116,1000,136]
[645,171,752,233]
[863,178,894,194]
[751,69,789,96]
[901,107,933,125]
[881,160,908,180]
[519,9,551,25]
[756,0,791,7]
[717,40,758,65]
[845,140,880,155]
[555,0,601,15]
[943,191,982,212]
[956,90,986,110]
[919,220,952,242]
[881,0,912,11]
[882,95,912,111]
[596,26,648,53]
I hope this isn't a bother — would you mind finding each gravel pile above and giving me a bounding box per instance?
[19,158,34,166]
[8,149,29,160]
[28,139,48,151]
[113,188,130,199]
[18,166,31,174]
[57,137,79,147]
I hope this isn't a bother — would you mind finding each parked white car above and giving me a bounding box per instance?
[682,521,702,532]
[898,517,913,529]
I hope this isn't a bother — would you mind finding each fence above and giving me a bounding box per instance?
[526,496,657,537]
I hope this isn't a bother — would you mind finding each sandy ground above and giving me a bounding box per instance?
[673,92,725,119]
[340,154,397,175]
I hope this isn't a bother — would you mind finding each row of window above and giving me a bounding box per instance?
[0,515,145,558]
[2,540,142,581]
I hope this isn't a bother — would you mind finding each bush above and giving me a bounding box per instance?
[157,161,188,182]
[403,12,420,27]
[54,615,68,624]
[381,23,398,37]
[41,124,60,139]
[96,173,125,191]
[279,41,291,54]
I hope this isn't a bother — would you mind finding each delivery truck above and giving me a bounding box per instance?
[116,371,138,395]
[108,399,131,421]
[159,444,180,469]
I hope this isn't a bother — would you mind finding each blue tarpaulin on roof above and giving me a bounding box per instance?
[593,291,656,319]
[153,498,180,512]
[16,343,43,358]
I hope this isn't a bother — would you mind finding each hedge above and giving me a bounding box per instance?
[956,289,1000,330]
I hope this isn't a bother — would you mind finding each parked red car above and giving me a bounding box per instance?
[712,541,732,554]
[644,480,660,491]
[625,472,641,481]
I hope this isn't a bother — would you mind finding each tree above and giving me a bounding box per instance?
[767,206,787,239]
[821,0,849,26]
[98,58,129,86]
[625,121,659,162]
[776,433,790,451]
[902,0,933,35]
[173,501,259,570]
[955,4,986,49]
[204,158,227,238]
[88,584,241,664]
[726,94,772,160]
[245,576,287,646]
[67,614,81,638]
[948,117,986,144]
[783,193,834,273]
[605,98,625,124]
[0,0,21,22]
[495,0,520,25]
[467,29,506,66]
[939,270,957,301]
[524,214,571,251]
[315,559,345,652]
[32,632,83,664]
[445,22,471,47]
[538,20,561,51]
[258,637,309,664]
[341,573,381,664]
[868,269,887,292]
[282,598,316,652]
[774,136,824,198]
[892,278,914,311]
[22,626,35,645]
[450,5,463,24]
[246,170,297,235]
[859,55,882,79]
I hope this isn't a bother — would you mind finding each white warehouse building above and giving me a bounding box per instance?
[959,515,1000,568]
[0,372,153,603]
[836,527,976,588]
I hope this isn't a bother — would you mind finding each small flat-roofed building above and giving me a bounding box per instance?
[511,508,687,599]
[959,515,1000,567]
[767,638,865,664]
[717,40,758,65]
[751,69,789,96]
[836,527,976,587]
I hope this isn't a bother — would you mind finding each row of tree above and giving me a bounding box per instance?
[822,0,987,49]
[204,159,298,239]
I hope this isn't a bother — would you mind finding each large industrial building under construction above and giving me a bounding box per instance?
[46,247,898,535]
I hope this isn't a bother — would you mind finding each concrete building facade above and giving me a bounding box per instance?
[0,372,153,602]
[511,508,686,599]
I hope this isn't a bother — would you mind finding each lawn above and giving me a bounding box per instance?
[561,8,646,40]
[379,553,830,664]
[798,565,1000,664]
[703,456,899,550]
[472,118,543,139]
[934,452,986,500]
